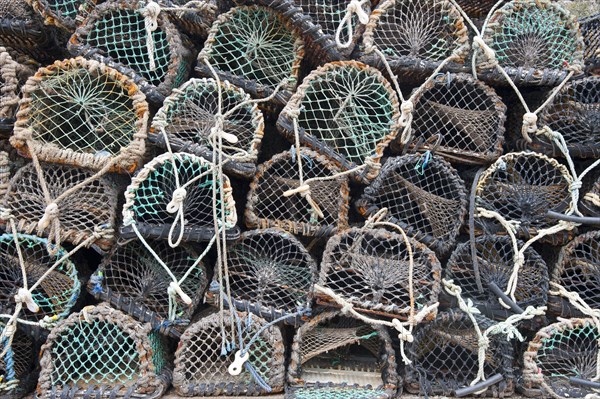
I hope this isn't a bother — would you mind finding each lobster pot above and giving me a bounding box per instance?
[245,148,350,237]
[359,0,469,79]
[37,303,170,399]
[26,0,91,31]
[160,0,217,39]
[287,311,399,399]
[523,318,600,399]
[547,231,600,318]
[392,73,506,165]
[121,152,240,242]
[581,13,600,74]
[0,48,35,136]
[196,6,304,110]
[0,234,79,336]
[476,0,584,86]
[445,235,548,321]
[453,0,500,19]
[318,227,441,320]
[356,154,467,256]
[582,177,600,217]
[474,152,574,245]
[68,0,194,105]
[89,239,207,337]
[11,57,148,173]
[405,309,514,397]
[527,76,600,159]
[173,310,285,396]
[149,78,265,180]
[0,322,38,398]
[277,61,400,183]
[2,163,119,251]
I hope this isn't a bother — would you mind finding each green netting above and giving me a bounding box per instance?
[46,0,83,19]
[148,331,167,375]
[292,387,392,399]
[0,321,35,393]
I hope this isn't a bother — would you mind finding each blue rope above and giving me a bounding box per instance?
[415,151,432,175]
[89,273,103,295]
[245,362,272,392]
[2,337,15,381]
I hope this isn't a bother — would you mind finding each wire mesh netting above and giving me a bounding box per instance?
[356,153,467,255]
[0,47,35,135]
[319,227,441,320]
[474,152,574,244]
[2,162,119,251]
[445,235,548,321]
[405,309,514,397]
[11,57,148,173]
[288,311,399,398]
[89,239,207,336]
[245,148,350,237]
[0,233,79,330]
[0,321,38,398]
[69,0,194,104]
[393,73,506,164]
[196,5,304,109]
[453,0,505,19]
[547,231,600,318]
[122,152,239,243]
[580,13,600,74]
[149,77,265,180]
[582,177,600,217]
[27,0,88,31]
[37,303,169,399]
[277,61,400,183]
[160,0,217,39]
[173,309,285,396]
[360,0,469,77]
[523,318,600,399]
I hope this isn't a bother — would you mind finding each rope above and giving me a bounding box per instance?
[140,1,161,71]
[585,193,600,208]
[335,0,370,49]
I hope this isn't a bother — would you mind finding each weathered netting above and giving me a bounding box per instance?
[245,148,350,237]
[122,152,239,242]
[393,73,506,165]
[11,57,148,174]
[26,0,88,31]
[356,154,467,255]
[318,227,441,319]
[69,0,194,105]
[524,76,600,159]
[581,13,600,75]
[288,311,399,398]
[196,5,305,109]
[277,61,400,183]
[0,322,37,398]
[2,162,119,251]
[547,231,600,318]
[582,177,600,217]
[149,77,265,180]
[37,303,170,399]
[445,235,548,321]
[523,318,600,399]
[0,47,35,135]
[474,152,574,244]
[405,309,514,397]
[0,234,79,331]
[160,0,217,38]
[212,228,317,322]
[173,310,285,396]
[360,0,469,77]
[453,0,504,19]
[477,0,585,86]
[89,240,207,337]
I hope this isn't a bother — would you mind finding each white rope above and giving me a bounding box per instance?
[335,0,370,49]
[140,1,161,71]
[585,193,600,208]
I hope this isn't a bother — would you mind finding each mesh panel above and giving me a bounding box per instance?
[173,310,285,396]
[0,322,35,394]
[0,48,23,126]
[289,387,392,399]
[582,178,600,217]
[245,148,350,237]
[11,58,148,173]
[0,0,35,18]
[357,154,467,255]
[524,318,600,399]
[3,163,118,250]
[446,235,548,320]
[402,73,506,164]
[0,234,79,324]
[225,228,316,318]
[29,0,86,30]
[160,0,217,38]
[319,227,441,319]
[581,13,600,73]
[405,310,514,397]
[474,152,573,243]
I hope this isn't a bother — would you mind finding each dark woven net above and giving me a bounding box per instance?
[319,227,441,319]
[224,228,316,319]
[245,148,350,237]
[405,309,514,397]
[173,310,285,396]
[28,0,86,30]
[401,73,506,164]
[582,177,600,217]
[445,235,548,321]
[160,0,217,38]
[0,0,36,20]
[581,13,600,73]
[0,321,36,396]
[548,231,600,318]
[357,153,467,255]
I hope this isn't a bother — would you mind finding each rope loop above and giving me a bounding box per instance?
[140,1,161,71]
[14,288,39,313]
[37,202,59,231]
[335,0,370,49]
[521,112,538,143]
[167,187,187,214]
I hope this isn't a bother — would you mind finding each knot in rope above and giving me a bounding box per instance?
[168,281,193,305]
[1,323,16,341]
[37,202,59,231]
[0,207,12,221]
[283,184,324,219]
[335,0,370,49]
[571,180,583,191]
[472,36,497,64]
[14,288,39,313]
[80,305,95,324]
[167,187,187,214]
[392,318,414,343]
[521,112,538,143]
[140,1,161,71]
[39,315,59,329]
[210,125,238,144]
[399,100,414,125]
[93,224,113,239]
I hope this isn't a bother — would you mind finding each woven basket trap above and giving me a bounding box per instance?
[0,321,38,399]
[580,13,600,74]
[160,0,217,39]
[582,176,600,217]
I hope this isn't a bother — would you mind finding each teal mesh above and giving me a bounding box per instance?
[148,331,167,375]
[47,0,83,19]
[293,387,391,399]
